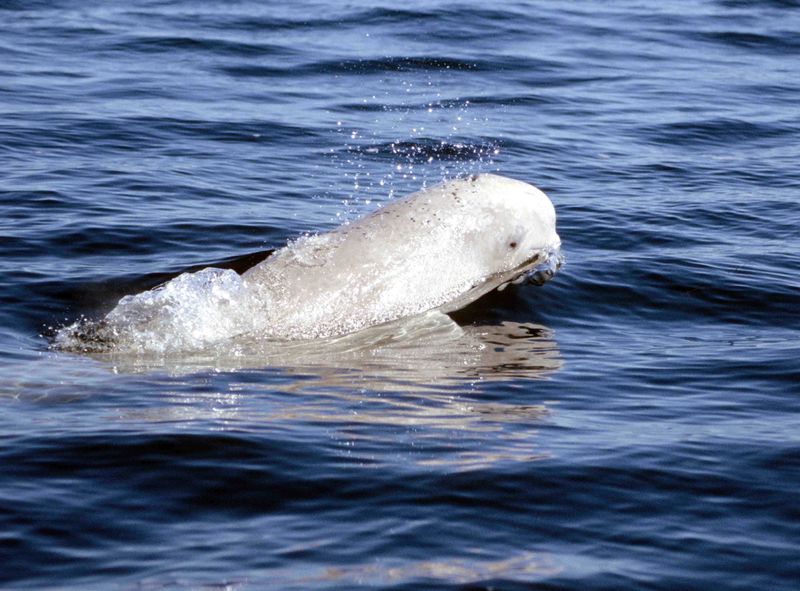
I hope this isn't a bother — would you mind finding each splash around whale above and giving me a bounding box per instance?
[54,174,562,353]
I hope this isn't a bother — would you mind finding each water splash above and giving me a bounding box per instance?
[54,268,251,354]
[325,76,502,221]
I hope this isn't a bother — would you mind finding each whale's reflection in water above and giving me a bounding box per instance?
[292,551,562,587]
[103,310,561,390]
[105,312,561,471]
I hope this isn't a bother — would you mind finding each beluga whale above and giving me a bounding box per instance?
[55,173,562,353]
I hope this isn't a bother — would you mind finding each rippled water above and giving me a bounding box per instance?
[2,1,799,589]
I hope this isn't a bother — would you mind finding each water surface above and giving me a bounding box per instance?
[1,1,799,589]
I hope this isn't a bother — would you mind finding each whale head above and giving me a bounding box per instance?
[473,173,559,266]
[432,174,562,313]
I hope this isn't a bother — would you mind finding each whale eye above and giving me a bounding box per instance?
[509,241,517,249]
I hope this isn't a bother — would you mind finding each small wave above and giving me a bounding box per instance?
[3,115,320,152]
[107,35,295,58]
[348,138,501,163]
[718,0,800,7]
[329,56,482,73]
[219,56,486,80]
[333,95,560,116]
[640,118,795,147]
[213,6,532,34]
[693,29,800,53]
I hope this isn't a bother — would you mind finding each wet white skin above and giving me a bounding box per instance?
[55,174,561,352]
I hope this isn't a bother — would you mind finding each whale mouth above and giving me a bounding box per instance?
[496,247,563,292]
[437,246,562,314]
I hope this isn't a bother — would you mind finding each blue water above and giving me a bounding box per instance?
[2,0,799,589]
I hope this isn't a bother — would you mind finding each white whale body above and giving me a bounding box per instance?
[55,173,561,353]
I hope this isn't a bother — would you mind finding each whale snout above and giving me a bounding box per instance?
[527,248,563,286]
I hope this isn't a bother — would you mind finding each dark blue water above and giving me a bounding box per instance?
[2,1,799,588]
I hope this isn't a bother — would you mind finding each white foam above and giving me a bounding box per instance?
[56,268,255,353]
